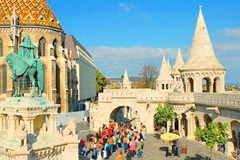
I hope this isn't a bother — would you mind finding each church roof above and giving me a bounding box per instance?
[0,0,63,31]
[156,55,173,81]
[182,6,224,71]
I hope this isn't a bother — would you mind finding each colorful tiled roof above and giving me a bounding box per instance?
[0,0,63,31]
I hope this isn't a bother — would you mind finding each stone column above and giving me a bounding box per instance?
[210,82,214,93]
[185,81,189,93]
[178,115,183,137]
[23,116,35,134]
[172,121,175,130]
[167,121,171,132]
[8,114,16,133]
[0,114,4,130]
[187,114,195,140]
[48,114,58,133]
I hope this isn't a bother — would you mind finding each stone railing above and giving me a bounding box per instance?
[168,93,195,104]
[193,93,240,108]
[168,92,240,109]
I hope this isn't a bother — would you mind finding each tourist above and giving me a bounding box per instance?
[129,138,136,157]
[84,116,87,126]
[116,149,124,160]
[176,139,182,158]
[123,134,129,153]
[109,135,114,155]
[142,125,147,141]
[136,139,143,158]
[59,122,63,135]
[96,140,103,158]
[125,149,133,160]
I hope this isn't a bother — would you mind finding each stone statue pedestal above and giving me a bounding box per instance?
[0,97,79,160]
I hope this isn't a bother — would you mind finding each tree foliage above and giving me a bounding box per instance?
[154,102,177,125]
[96,70,106,95]
[136,77,146,88]
[139,64,158,88]
[194,122,229,160]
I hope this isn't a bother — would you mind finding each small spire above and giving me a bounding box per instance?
[123,69,130,83]
[122,69,131,89]
[157,55,173,81]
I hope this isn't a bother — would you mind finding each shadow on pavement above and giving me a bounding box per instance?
[154,133,161,139]
[185,154,210,160]
[159,146,168,151]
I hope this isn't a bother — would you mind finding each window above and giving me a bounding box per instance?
[53,39,57,58]
[38,37,46,57]
[0,38,3,56]
[162,84,165,89]
[2,65,7,93]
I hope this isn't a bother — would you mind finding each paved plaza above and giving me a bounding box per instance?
[75,123,233,160]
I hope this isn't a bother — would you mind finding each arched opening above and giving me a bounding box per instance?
[213,77,221,93]
[204,114,212,128]
[38,37,46,57]
[0,65,7,93]
[0,37,3,56]
[110,106,137,125]
[53,39,57,59]
[231,121,240,150]
[174,114,179,132]
[166,84,169,89]
[202,77,211,92]
[162,84,164,90]
[187,77,194,93]
[195,116,200,128]
[181,113,188,137]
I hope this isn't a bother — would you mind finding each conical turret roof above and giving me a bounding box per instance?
[123,69,130,84]
[157,55,173,81]
[173,48,184,72]
[182,6,224,71]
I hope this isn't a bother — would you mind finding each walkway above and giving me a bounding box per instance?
[75,123,233,160]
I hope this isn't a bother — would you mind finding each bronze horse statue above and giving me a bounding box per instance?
[5,34,44,97]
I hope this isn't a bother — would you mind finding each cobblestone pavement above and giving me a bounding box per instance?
[76,123,233,160]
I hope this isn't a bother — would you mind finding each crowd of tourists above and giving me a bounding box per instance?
[79,121,147,160]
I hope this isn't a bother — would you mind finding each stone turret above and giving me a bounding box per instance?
[156,55,173,92]
[122,69,131,89]
[172,49,185,92]
[180,6,225,93]
[167,59,172,74]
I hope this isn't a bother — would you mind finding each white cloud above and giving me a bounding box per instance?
[214,42,240,51]
[88,46,189,77]
[216,28,240,39]
[119,3,136,12]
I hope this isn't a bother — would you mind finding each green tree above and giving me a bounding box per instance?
[194,122,229,160]
[154,102,177,126]
[96,70,106,95]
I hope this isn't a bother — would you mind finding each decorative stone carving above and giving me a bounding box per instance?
[19,124,28,147]
[63,118,78,136]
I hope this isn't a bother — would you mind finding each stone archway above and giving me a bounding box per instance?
[187,77,194,93]
[202,77,211,92]
[109,106,139,126]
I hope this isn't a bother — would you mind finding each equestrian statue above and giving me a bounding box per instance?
[5,34,44,97]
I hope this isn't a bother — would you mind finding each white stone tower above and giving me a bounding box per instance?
[122,69,131,89]
[181,6,225,93]
[167,59,172,74]
[156,55,174,92]
[172,48,185,92]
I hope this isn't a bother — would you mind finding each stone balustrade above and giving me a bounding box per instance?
[168,92,240,109]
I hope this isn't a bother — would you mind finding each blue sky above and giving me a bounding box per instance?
[48,0,240,83]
